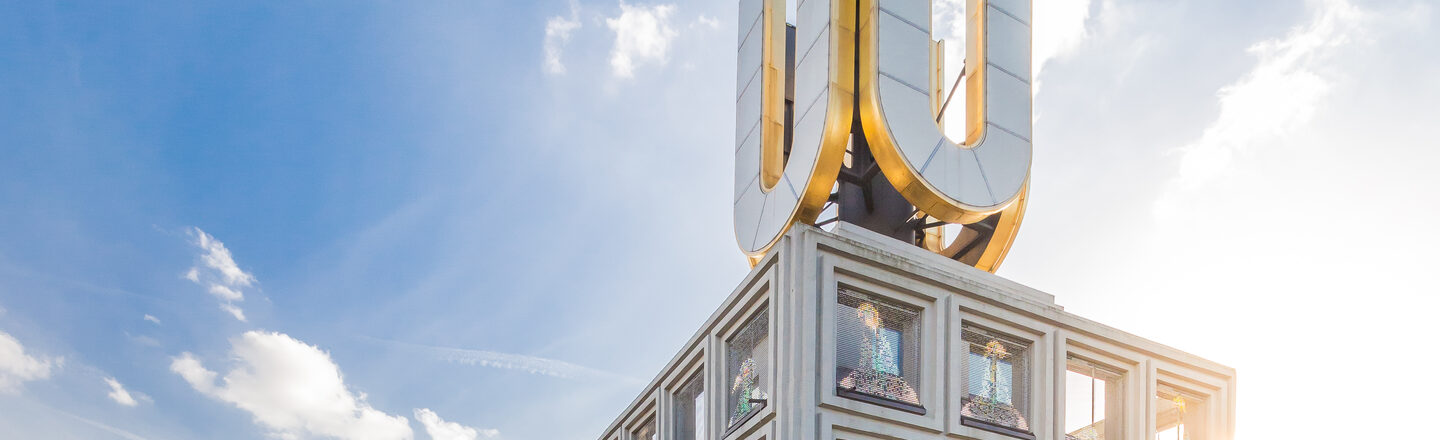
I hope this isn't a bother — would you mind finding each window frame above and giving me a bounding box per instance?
[718,296,773,439]
[818,256,944,431]
[1150,362,1228,440]
[949,305,1054,440]
[1059,333,1146,440]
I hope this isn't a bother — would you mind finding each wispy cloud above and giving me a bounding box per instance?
[143,314,161,325]
[605,2,678,78]
[366,337,638,384]
[692,15,719,30]
[415,408,498,440]
[171,331,413,440]
[189,227,256,288]
[184,227,255,322]
[1157,0,1368,217]
[105,377,139,407]
[52,405,153,440]
[544,3,582,75]
[0,330,59,394]
[126,332,161,347]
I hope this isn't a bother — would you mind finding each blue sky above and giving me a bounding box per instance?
[0,0,1437,439]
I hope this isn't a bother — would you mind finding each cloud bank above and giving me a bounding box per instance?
[415,408,496,440]
[171,331,414,440]
[606,2,678,78]
[0,330,58,394]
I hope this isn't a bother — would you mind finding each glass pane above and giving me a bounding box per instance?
[960,325,1032,433]
[726,309,769,428]
[674,371,705,440]
[1155,385,1205,440]
[1065,357,1124,440]
[632,418,656,440]
[835,289,923,407]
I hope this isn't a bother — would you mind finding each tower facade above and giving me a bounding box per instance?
[603,0,1235,438]
[598,225,1235,440]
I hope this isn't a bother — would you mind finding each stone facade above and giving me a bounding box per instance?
[600,223,1235,440]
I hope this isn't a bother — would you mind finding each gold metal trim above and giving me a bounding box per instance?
[758,0,786,193]
[743,0,857,265]
[856,0,1027,273]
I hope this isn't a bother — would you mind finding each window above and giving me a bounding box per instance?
[673,370,705,440]
[961,325,1033,439]
[835,289,923,413]
[725,308,769,430]
[632,417,656,440]
[1065,356,1125,440]
[1155,384,1205,440]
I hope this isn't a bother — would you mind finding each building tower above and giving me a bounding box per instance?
[600,1,1235,440]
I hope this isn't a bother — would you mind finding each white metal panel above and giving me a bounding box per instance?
[876,12,932,97]
[793,31,832,117]
[879,0,930,33]
[735,131,762,198]
[735,0,847,255]
[984,7,1031,86]
[972,126,1030,203]
[733,179,765,250]
[927,146,994,208]
[987,0,1031,25]
[737,30,765,98]
[795,0,831,62]
[738,0,765,44]
[735,66,764,136]
[754,186,798,249]
[983,66,1031,140]
[877,75,942,170]
[785,89,830,185]
[867,0,1033,213]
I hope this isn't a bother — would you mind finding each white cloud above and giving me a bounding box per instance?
[189,227,256,288]
[693,15,720,30]
[1033,0,1093,75]
[105,377,139,407]
[414,408,497,440]
[208,285,244,302]
[605,2,678,78]
[220,304,248,323]
[170,331,413,440]
[0,330,58,394]
[1158,0,1367,216]
[143,314,161,325]
[544,5,582,75]
[185,227,254,322]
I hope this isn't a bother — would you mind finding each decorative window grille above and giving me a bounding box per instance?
[834,289,923,412]
[673,371,705,440]
[961,325,1033,439]
[1065,356,1125,440]
[632,417,657,440]
[1155,384,1205,440]
[725,308,769,430]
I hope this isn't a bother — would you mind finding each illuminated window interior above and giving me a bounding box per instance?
[1155,384,1205,440]
[673,370,705,440]
[725,309,769,430]
[632,417,656,440]
[1064,356,1125,440]
[961,325,1033,438]
[835,289,923,411]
